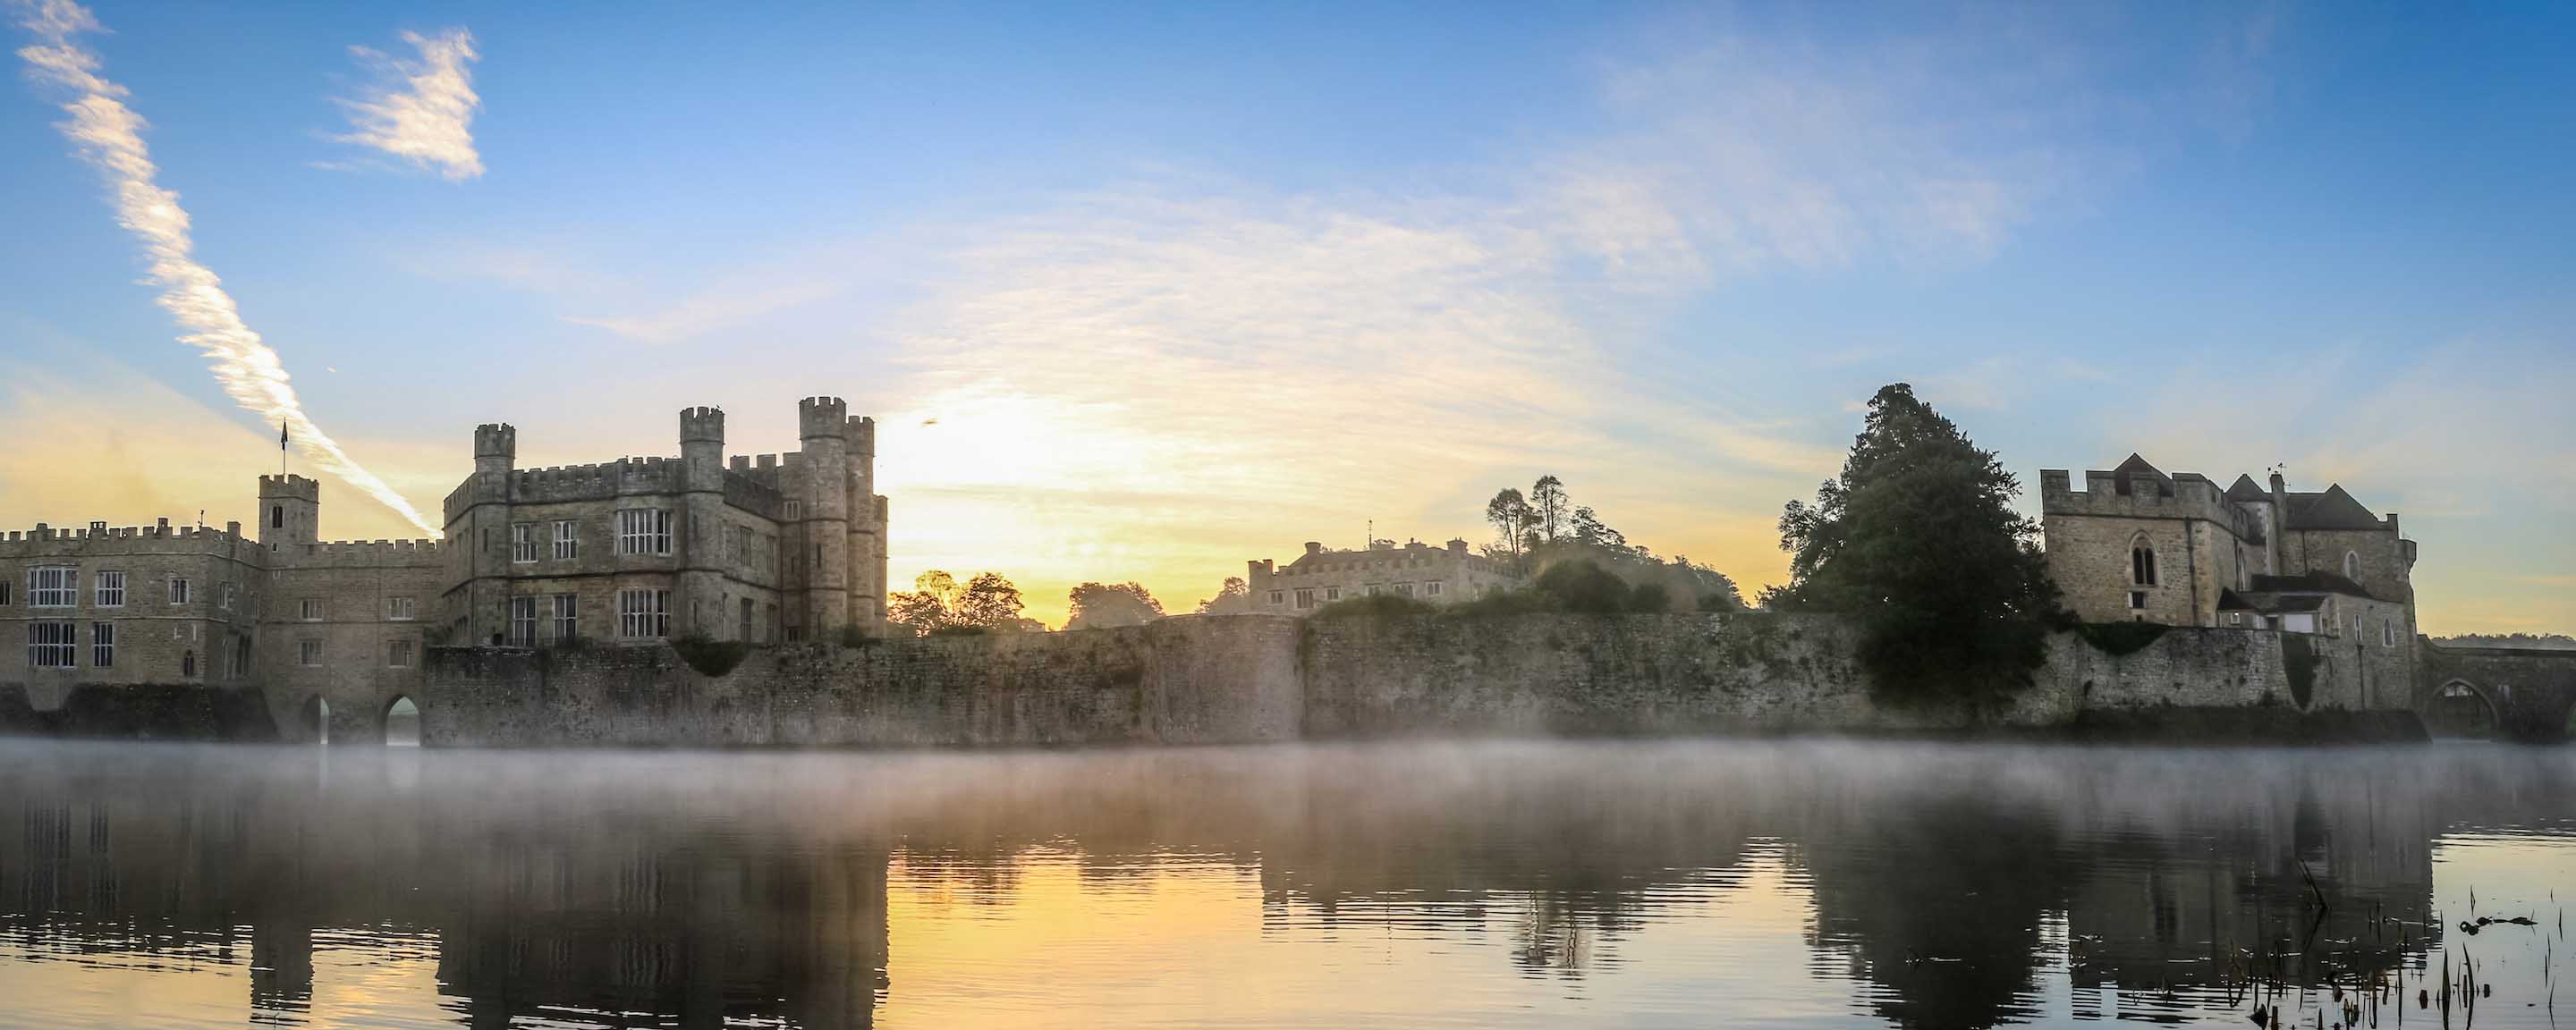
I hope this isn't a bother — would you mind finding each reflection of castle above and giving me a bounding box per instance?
[0,753,890,1028]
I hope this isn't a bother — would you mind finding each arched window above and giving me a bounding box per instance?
[2131,539,2157,587]
[2343,551,2360,579]
[271,505,284,529]
[180,650,195,677]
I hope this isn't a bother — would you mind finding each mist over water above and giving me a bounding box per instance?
[1,740,2571,1028]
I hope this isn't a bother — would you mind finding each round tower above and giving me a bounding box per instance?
[677,407,729,637]
[798,397,851,638]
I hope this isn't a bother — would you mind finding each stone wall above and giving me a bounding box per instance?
[403,612,2413,747]
[419,614,1303,747]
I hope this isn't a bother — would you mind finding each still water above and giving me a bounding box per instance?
[1,739,2571,1029]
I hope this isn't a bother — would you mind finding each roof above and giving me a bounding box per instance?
[2283,485,2385,531]
[2258,595,2330,613]
[2251,571,2379,600]
[2110,453,2174,497]
[2224,475,2269,502]
[2217,588,2259,612]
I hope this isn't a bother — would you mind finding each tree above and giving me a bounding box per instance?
[1530,475,1571,544]
[1066,581,1165,630]
[887,570,962,633]
[1767,383,2061,705]
[887,570,1038,635]
[1485,488,1534,558]
[957,572,1028,630]
[1195,577,1251,615]
[1571,505,1625,550]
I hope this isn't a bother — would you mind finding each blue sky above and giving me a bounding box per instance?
[4,0,2571,630]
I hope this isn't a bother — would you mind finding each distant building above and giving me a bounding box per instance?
[1,399,889,713]
[1246,538,1521,614]
[2038,455,2418,650]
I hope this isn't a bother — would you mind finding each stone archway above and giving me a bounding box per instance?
[299,695,333,745]
[2426,680,2498,739]
[384,696,422,747]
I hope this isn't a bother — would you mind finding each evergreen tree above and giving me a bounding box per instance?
[1767,384,2061,704]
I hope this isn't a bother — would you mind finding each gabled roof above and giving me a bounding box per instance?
[2284,485,2385,531]
[2251,571,2379,600]
[2110,453,2174,497]
[2217,588,2259,612]
[2224,475,2269,502]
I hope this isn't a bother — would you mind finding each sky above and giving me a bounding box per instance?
[3,0,2571,633]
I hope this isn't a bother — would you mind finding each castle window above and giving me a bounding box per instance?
[219,583,236,611]
[0,579,11,605]
[552,594,578,642]
[511,523,538,563]
[89,623,113,668]
[2130,542,2157,587]
[1267,591,1284,605]
[1395,582,1416,597]
[554,520,579,561]
[2382,620,2396,647]
[2129,590,2147,611]
[169,578,191,604]
[617,509,673,556]
[618,588,670,638]
[509,596,538,646]
[785,501,802,520]
[299,598,323,621]
[388,596,417,621]
[181,650,195,678]
[1294,588,1315,610]
[29,566,76,607]
[270,505,283,529]
[1325,587,1343,603]
[1427,581,1443,596]
[2343,551,2361,580]
[28,622,75,668]
[298,639,323,666]
[94,570,124,608]
[388,639,414,668]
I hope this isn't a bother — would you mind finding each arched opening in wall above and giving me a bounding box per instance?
[2427,680,2497,739]
[300,695,332,746]
[384,696,422,747]
[2343,551,2361,580]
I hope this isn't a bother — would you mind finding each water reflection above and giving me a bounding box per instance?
[0,740,2570,1028]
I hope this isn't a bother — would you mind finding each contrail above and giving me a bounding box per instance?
[13,0,441,536]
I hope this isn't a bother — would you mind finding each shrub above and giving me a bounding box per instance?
[2075,621,2170,656]
[1534,561,1632,613]
[1628,580,1672,613]
[668,635,750,677]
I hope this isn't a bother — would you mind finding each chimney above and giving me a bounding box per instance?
[2265,470,2287,575]
[1304,541,1323,555]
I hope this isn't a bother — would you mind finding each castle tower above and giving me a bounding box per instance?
[843,414,882,635]
[798,397,851,638]
[677,407,731,638]
[258,474,319,549]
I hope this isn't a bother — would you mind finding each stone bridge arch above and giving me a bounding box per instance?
[270,680,431,747]
[2415,642,2576,744]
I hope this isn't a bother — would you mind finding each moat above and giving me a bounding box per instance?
[3,739,2572,1029]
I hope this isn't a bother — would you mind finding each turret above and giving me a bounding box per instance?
[474,423,516,479]
[679,406,725,489]
[258,474,319,548]
[797,397,851,637]
[843,413,881,634]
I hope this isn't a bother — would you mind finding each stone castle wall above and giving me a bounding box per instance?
[403,612,2417,747]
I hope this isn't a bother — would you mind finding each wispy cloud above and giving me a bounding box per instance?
[335,27,482,181]
[14,0,440,536]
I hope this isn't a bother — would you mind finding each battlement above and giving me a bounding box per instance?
[2041,466,2234,522]
[799,396,848,440]
[723,469,786,519]
[474,423,517,460]
[680,406,725,444]
[847,414,875,457]
[258,474,319,502]
[1,519,252,555]
[269,537,445,569]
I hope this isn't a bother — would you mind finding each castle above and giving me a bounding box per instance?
[0,398,888,710]
[2039,454,2418,654]
[1247,537,1521,614]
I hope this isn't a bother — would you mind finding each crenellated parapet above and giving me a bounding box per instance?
[267,537,446,570]
[0,519,253,556]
